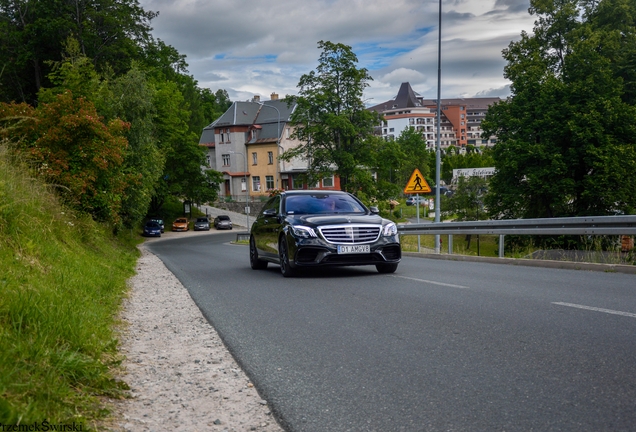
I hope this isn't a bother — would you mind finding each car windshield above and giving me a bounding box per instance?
[284,194,366,215]
[146,222,160,228]
[217,216,230,221]
[196,218,208,222]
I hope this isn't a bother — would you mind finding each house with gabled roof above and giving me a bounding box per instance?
[199,93,340,202]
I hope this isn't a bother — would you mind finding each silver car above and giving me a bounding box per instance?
[194,217,210,231]
[214,215,233,230]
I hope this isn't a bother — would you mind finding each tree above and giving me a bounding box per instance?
[149,80,221,212]
[0,93,129,225]
[104,66,165,228]
[482,0,636,219]
[285,41,382,193]
[445,175,489,222]
[0,0,156,104]
[441,149,494,186]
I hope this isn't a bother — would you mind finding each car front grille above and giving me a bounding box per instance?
[319,225,381,244]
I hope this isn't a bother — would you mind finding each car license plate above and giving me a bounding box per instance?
[337,245,370,254]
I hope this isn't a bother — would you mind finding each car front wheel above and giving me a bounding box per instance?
[250,236,268,270]
[278,236,296,277]
[376,263,398,274]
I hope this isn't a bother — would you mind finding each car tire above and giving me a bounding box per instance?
[376,263,398,274]
[250,236,268,270]
[278,236,296,277]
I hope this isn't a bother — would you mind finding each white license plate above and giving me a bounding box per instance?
[337,245,370,254]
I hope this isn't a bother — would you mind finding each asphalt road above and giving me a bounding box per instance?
[147,233,636,432]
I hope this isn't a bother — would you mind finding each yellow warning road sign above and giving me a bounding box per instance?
[404,168,431,194]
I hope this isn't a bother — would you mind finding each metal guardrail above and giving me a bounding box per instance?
[397,215,636,258]
[235,232,250,242]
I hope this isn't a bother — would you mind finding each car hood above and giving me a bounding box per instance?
[291,214,384,226]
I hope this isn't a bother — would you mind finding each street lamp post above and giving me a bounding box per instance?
[257,102,281,191]
[435,0,442,254]
[229,151,249,229]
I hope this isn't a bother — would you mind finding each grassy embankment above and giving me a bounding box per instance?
[0,146,141,428]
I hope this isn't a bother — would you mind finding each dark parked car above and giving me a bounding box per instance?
[194,217,210,231]
[148,217,164,232]
[142,221,162,237]
[249,190,401,277]
[214,215,233,230]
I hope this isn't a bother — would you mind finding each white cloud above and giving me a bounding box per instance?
[140,0,535,105]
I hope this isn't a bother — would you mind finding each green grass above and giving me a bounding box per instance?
[401,234,500,256]
[0,147,141,429]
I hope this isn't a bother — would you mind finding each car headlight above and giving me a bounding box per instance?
[382,222,398,237]
[290,225,317,239]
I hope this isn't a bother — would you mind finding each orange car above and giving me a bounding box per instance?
[172,218,189,231]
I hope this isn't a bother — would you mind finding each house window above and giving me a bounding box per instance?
[252,176,261,192]
[222,154,230,166]
[286,128,290,139]
[266,176,274,190]
[241,177,246,192]
[268,151,273,164]
[322,176,334,187]
[206,155,211,167]
[252,152,257,165]
[292,175,303,189]
[220,132,224,142]
[226,128,231,143]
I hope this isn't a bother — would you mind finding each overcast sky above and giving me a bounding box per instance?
[139,0,536,105]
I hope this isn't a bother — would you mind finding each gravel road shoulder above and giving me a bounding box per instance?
[103,229,284,432]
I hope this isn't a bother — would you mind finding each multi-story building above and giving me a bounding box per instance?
[199,94,340,202]
[368,82,500,150]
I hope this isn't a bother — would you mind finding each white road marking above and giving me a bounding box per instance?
[552,302,636,318]
[392,275,469,289]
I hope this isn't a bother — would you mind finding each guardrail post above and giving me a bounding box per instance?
[499,235,505,258]
[448,235,453,254]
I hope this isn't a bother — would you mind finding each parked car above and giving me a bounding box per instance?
[405,196,427,206]
[213,215,233,230]
[194,217,210,231]
[249,190,401,277]
[142,221,162,237]
[172,218,189,231]
[148,217,164,232]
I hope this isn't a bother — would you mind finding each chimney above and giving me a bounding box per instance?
[270,92,279,100]
[253,95,261,103]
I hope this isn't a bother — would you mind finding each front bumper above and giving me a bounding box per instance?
[289,235,401,268]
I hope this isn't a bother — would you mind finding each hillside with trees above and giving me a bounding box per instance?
[0,0,231,230]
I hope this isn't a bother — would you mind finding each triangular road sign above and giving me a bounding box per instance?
[404,168,431,194]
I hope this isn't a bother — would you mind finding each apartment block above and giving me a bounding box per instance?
[368,82,499,150]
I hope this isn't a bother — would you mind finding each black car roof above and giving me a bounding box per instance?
[281,190,348,196]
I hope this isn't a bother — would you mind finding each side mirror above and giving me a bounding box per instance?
[263,208,277,217]
[369,206,380,214]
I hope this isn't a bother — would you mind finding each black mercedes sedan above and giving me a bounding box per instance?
[249,190,401,277]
